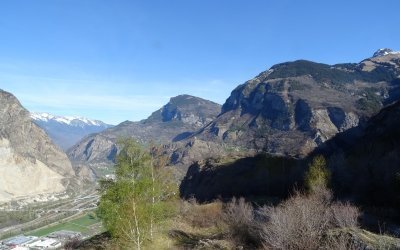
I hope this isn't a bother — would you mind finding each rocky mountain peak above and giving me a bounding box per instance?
[68,94,222,169]
[146,94,221,126]
[373,48,400,57]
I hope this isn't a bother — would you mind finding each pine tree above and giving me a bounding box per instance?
[304,155,330,193]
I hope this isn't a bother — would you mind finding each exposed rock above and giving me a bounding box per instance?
[195,52,400,157]
[69,134,117,164]
[0,90,75,202]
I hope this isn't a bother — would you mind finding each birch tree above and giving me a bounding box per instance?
[98,139,177,249]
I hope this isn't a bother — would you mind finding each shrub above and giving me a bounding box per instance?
[63,237,82,250]
[331,202,359,228]
[222,197,259,246]
[259,191,332,249]
[258,188,359,250]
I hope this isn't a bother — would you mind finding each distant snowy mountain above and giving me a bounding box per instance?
[372,48,400,57]
[31,112,113,151]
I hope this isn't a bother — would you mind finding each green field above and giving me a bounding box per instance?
[29,213,103,237]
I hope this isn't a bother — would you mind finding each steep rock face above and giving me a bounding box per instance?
[69,134,117,164]
[31,112,112,151]
[68,95,221,167]
[0,90,75,202]
[196,50,400,157]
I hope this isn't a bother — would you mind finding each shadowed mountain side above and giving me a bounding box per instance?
[314,100,400,207]
[180,154,304,202]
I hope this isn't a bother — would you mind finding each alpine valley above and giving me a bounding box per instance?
[1,48,400,248]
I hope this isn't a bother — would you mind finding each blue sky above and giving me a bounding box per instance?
[0,0,399,124]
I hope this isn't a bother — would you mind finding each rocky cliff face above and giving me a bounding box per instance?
[0,90,75,202]
[180,100,400,205]
[68,95,221,167]
[195,50,400,157]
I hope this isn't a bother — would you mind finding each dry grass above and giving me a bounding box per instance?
[179,198,225,229]
[169,199,231,249]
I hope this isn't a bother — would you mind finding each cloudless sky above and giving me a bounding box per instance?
[0,0,399,124]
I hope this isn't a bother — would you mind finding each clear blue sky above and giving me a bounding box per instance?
[0,0,399,124]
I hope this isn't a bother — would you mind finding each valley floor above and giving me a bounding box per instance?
[0,185,102,243]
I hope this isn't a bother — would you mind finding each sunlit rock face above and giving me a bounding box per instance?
[0,90,75,202]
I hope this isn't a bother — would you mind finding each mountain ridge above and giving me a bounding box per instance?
[31,112,111,127]
[31,112,112,151]
[193,49,400,157]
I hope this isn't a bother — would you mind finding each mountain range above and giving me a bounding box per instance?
[68,49,400,174]
[31,112,112,151]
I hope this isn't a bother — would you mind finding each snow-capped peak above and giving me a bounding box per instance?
[30,112,108,127]
[373,48,400,57]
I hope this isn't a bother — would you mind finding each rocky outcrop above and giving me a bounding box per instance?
[68,95,221,169]
[195,50,400,157]
[0,90,75,202]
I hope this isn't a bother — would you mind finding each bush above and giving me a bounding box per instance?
[63,237,82,250]
[258,188,359,250]
[223,197,259,247]
[331,202,360,228]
